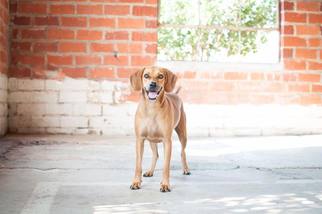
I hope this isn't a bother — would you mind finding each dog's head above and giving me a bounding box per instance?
[130,67,177,101]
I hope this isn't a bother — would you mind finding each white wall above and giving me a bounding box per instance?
[7,78,322,137]
[0,73,8,136]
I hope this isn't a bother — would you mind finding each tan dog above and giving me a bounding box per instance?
[129,66,190,192]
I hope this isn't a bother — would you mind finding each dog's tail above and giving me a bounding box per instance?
[174,86,182,94]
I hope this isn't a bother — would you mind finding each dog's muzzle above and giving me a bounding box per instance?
[145,82,161,101]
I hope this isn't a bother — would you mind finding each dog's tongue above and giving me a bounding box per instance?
[148,91,158,99]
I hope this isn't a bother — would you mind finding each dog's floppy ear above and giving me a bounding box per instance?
[130,68,144,91]
[163,68,177,92]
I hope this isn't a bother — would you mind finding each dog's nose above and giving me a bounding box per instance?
[150,82,157,88]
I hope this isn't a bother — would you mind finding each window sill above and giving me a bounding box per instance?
[156,61,283,73]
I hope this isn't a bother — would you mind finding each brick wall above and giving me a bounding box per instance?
[6,0,322,136]
[0,0,8,136]
[10,0,157,79]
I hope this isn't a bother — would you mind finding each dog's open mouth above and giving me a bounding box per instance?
[146,88,162,101]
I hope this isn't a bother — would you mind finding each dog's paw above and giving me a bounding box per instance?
[183,169,191,175]
[143,171,154,177]
[160,182,171,193]
[130,181,141,190]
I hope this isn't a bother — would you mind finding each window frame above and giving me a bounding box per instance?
[156,0,281,68]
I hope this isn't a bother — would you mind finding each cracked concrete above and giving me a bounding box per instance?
[1,135,322,213]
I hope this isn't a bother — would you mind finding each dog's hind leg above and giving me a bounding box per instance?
[143,142,158,177]
[175,106,191,175]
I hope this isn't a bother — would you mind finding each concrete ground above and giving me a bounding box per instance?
[1,135,322,214]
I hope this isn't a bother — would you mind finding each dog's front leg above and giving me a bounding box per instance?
[160,138,172,192]
[130,137,144,190]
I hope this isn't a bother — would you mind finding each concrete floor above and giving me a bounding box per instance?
[1,135,322,214]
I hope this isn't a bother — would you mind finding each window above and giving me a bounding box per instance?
[157,0,279,63]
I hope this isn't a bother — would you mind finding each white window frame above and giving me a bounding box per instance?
[156,0,281,71]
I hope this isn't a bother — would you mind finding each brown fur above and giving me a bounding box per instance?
[129,66,190,192]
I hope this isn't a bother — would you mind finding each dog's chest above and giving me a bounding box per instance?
[140,116,163,140]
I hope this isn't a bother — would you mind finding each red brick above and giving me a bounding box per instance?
[77,5,103,14]
[298,73,320,82]
[145,20,158,28]
[132,31,157,41]
[283,36,306,47]
[89,68,115,79]
[61,68,87,78]
[50,4,75,14]
[58,42,86,52]
[11,29,19,39]
[145,0,158,4]
[288,84,310,92]
[209,81,234,92]
[308,38,322,47]
[312,85,322,92]
[118,0,144,2]
[283,73,297,81]
[284,60,306,70]
[117,44,142,53]
[77,30,103,40]
[266,73,281,81]
[183,71,197,79]
[89,18,115,27]
[76,56,101,65]
[264,83,285,93]
[48,29,74,39]
[19,3,47,14]
[131,56,155,66]
[308,62,322,70]
[283,25,294,34]
[297,2,321,11]
[104,5,130,15]
[12,54,45,67]
[13,16,31,25]
[250,73,265,81]
[21,29,46,39]
[133,6,157,17]
[145,44,157,54]
[284,12,307,23]
[295,49,317,59]
[104,55,129,66]
[282,48,293,58]
[118,18,145,28]
[126,91,141,101]
[106,31,129,40]
[224,72,248,80]
[282,1,294,10]
[250,95,275,104]
[116,68,136,78]
[33,42,58,52]
[61,17,87,27]
[10,3,17,13]
[48,55,73,65]
[11,42,31,51]
[300,94,321,105]
[9,67,31,78]
[309,14,322,24]
[296,25,321,35]
[91,43,114,52]
[34,17,59,26]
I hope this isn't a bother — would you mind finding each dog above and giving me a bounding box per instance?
[129,66,190,192]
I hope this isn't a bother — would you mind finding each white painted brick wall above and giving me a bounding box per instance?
[0,74,7,136]
[59,91,87,103]
[7,77,322,137]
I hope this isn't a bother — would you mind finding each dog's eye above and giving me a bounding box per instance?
[158,74,164,79]
[144,74,150,79]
